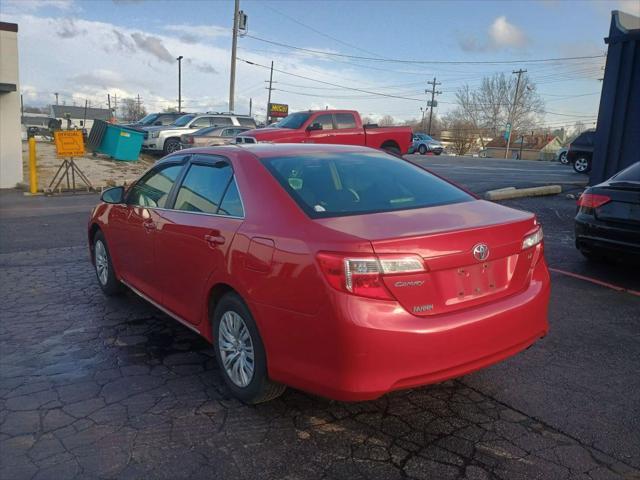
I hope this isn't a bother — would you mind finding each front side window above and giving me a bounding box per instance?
[335,113,356,129]
[174,161,233,214]
[173,114,195,127]
[127,164,184,208]
[262,152,473,218]
[237,117,256,127]
[312,114,334,130]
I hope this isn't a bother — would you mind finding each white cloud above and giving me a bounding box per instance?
[489,16,527,49]
[459,15,528,52]
[2,0,73,13]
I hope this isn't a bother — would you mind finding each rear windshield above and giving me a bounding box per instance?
[261,151,473,218]
[612,162,640,182]
[573,131,595,146]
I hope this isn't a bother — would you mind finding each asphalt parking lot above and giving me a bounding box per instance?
[1,157,639,480]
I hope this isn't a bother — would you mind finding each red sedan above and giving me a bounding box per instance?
[89,144,550,403]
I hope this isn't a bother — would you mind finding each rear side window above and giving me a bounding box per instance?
[262,152,473,218]
[335,113,356,129]
[127,164,183,208]
[237,117,256,127]
[174,163,232,214]
[211,117,234,127]
[219,179,244,217]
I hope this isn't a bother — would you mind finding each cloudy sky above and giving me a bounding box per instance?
[2,0,638,126]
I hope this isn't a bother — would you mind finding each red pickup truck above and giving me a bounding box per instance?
[237,110,413,155]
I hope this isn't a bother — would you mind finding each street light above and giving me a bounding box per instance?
[176,56,183,112]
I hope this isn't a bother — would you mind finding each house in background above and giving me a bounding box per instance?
[49,104,111,131]
[483,134,563,160]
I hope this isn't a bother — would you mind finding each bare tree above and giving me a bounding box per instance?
[455,73,544,140]
[572,121,586,136]
[379,115,395,126]
[120,98,147,122]
[446,118,476,155]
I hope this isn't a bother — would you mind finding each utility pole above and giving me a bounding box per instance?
[426,77,442,136]
[266,60,274,125]
[228,0,240,113]
[137,94,141,117]
[505,68,526,159]
[113,94,118,121]
[176,55,183,112]
[107,94,112,121]
[54,92,59,105]
[249,97,252,117]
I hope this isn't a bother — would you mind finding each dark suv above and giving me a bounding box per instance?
[567,130,595,174]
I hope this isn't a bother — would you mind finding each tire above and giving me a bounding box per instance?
[418,144,427,155]
[212,292,286,404]
[93,231,123,296]
[163,138,181,155]
[559,152,569,165]
[573,156,591,174]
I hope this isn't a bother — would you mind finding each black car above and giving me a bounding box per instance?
[575,161,640,260]
[567,130,595,174]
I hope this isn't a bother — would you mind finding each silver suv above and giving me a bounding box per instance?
[142,112,256,155]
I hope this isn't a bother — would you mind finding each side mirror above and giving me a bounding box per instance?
[307,123,323,131]
[101,186,125,204]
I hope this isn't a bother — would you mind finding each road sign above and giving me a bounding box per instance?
[54,130,85,157]
[268,103,289,118]
[427,100,438,107]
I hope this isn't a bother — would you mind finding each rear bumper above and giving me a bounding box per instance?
[575,217,640,255]
[260,259,550,401]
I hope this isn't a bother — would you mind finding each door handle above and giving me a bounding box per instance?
[143,221,156,232]
[204,234,226,246]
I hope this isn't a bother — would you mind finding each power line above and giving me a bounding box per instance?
[245,34,605,65]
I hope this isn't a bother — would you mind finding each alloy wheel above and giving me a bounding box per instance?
[95,240,108,286]
[575,158,589,172]
[218,311,255,387]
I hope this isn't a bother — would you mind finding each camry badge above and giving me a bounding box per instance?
[472,243,490,261]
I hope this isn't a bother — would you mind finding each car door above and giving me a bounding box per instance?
[306,113,337,144]
[333,112,365,146]
[154,155,244,326]
[108,160,186,300]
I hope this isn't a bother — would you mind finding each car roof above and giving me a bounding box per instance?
[159,143,379,164]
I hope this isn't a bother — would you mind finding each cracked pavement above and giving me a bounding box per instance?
[1,176,639,479]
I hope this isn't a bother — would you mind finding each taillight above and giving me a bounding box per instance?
[522,227,544,250]
[316,252,425,300]
[577,193,611,209]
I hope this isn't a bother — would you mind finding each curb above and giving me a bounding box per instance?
[485,185,562,201]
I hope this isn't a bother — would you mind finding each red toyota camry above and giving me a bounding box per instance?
[88,144,550,403]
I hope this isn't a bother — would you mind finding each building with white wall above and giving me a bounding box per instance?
[0,21,22,189]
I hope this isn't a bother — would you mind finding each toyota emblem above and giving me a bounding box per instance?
[472,243,490,261]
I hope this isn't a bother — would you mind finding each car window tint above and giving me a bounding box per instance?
[313,114,334,130]
[218,178,244,217]
[262,152,473,218]
[211,117,234,126]
[221,128,236,137]
[612,162,640,182]
[174,162,233,214]
[128,164,183,208]
[335,113,356,129]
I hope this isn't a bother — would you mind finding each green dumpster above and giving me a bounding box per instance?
[89,121,144,161]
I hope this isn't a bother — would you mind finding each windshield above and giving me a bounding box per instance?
[262,151,473,218]
[172,114,196,127]
[275,112,311,129]
[137,114,159,125]
[611,162,640,183]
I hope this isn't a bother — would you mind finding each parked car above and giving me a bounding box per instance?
[180,126,252,149]
[89,144,549,404]
[127,112,187,128]
[575,161,640,260]
[411,133,444,155]
[567,130,595,174]
[143,113,257,155]
[556,147,569,165]
[237,110,413,155]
